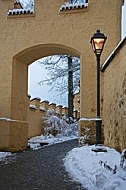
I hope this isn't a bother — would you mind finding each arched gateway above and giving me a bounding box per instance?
[0,0,124,151]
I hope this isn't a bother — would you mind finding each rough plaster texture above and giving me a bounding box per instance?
[28,98,45,138]
[0,0,123,151]
[0,119,28,152]
[79,119,96,145]
[102,41,126,152]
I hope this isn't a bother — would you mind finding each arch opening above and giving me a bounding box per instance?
[28,54,80,108]
[11,44,81,121]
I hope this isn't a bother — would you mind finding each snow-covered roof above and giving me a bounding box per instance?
[7,8,34,15]
[29,105,37,110]
[59,2,88,11]
[31,97,41,101]
[40,107,46,111]
[101,36,126,72]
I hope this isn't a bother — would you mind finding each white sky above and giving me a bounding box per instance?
[28,63,68,106]
[28,2,126,106]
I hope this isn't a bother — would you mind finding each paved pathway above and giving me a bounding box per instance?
[0,139,86,190]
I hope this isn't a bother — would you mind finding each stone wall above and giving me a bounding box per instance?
[28,97,72,139]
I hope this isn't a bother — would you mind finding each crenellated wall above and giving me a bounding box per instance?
[27,97,79,139]
[28,97,45,138]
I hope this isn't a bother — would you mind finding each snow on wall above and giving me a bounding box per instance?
[7,9,34,15]
[59,1,88,11]
[8,0,88,15]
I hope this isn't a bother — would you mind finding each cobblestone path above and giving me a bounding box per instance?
[0,139,86,190]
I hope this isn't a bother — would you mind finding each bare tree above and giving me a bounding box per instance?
[38,55,80,95]
[68,56,73,117]
[38,55,80,117]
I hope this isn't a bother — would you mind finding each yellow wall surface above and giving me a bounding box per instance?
[0,0,124,151]
[27,98,70,140]
[102,39,126,152]
[28,98,46,138]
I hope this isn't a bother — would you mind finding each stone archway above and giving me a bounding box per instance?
[12,44,80,119]
[0,44,80,152]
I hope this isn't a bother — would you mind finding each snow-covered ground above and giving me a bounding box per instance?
[0,134,126,190]
[64,145,126,190]
[28,133,78,150]
[0,133,78,162]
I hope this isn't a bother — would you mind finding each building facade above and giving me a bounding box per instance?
[0,0,124,151]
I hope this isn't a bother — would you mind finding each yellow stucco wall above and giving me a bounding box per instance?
[28,98,70,139]
[28,98,45,138]
[102,39,126,152]
[0,0,124,151]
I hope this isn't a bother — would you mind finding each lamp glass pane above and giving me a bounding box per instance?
[93,38,105,50]
[95,43,103,51]
[91,41,95,52]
